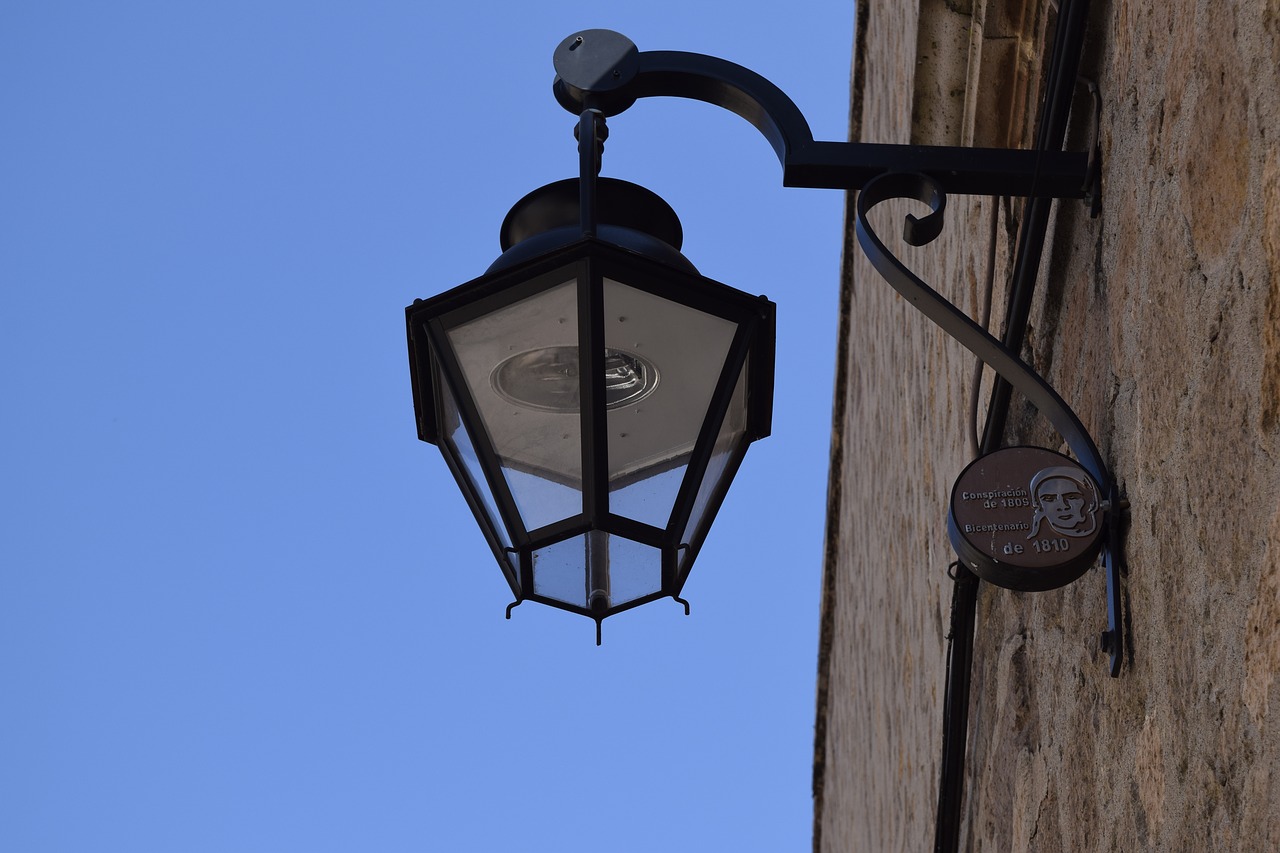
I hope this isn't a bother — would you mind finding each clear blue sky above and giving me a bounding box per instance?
[1,3,851,851]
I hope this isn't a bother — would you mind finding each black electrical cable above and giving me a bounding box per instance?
[968,198,1003,458]
[982,0,1095,447]
[933,0,1093,849]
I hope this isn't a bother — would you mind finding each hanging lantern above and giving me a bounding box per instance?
[406,178,774,640]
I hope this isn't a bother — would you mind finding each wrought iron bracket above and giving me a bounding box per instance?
[551,31,1122,666]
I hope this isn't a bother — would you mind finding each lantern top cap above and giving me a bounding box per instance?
[500,177,682,251]
[489,178,693,274]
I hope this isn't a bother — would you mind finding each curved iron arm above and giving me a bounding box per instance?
[553,32,1094,199]
[623,50,816,169]
[853,172,1112,490]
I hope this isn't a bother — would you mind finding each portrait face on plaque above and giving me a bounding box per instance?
[948,447,1105,591]
[1027,467,1098,538]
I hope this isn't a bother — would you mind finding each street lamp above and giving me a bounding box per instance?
[408,19,1123,851]
[407,167,774,644]
[409,25,1121,648]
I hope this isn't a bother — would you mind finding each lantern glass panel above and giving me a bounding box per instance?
[532,532,662,609]
[438,363,514,553]
[603,278,739,528]
[444,279,584,532]
[603,535,663,605]
[531,535,587,606]
[679,360,749,567]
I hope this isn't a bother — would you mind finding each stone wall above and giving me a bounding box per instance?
[814,0,1280,849]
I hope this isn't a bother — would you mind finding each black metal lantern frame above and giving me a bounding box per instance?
[407,227,775,642]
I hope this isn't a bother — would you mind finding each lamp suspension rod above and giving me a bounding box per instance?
[576,108,605,238]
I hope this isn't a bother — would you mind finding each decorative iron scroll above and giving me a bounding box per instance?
[854,171,1125,675]
[855,172,1108,485]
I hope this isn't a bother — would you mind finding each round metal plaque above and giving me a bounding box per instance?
[948,447,1104,591]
